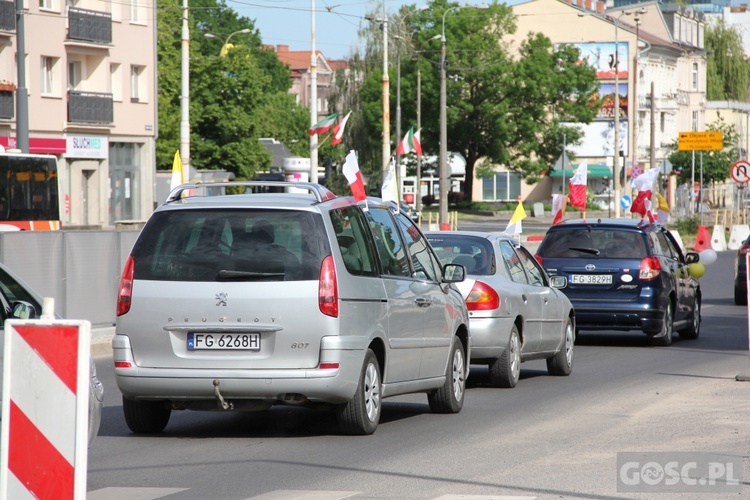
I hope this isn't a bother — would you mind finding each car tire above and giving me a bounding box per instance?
[735,287,747,306]
[428,337,466,414]
[679,298,701,340]
[547,318,574,376]
[336,349,381,435]
[489,325,521,388]
[651,302,673,347]
[122,397,171,433]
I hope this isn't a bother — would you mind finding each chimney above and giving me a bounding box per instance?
[585,0,592,10]
[596,0,605,12]
[277,45,289,53]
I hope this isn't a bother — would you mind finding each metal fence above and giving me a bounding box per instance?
[673,181,749,226]
[0,230,138,326]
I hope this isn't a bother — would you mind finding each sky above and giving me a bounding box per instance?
[226,0,423,60]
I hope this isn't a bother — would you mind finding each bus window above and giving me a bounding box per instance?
[0,154,61,230]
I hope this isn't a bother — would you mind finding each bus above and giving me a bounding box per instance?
[0,153,61,231]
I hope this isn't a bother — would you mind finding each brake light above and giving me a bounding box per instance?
[465,280,500,311]
[740,244,750,257]
[639,256,661,280]
[116,255,135,316]
[534,254,543,266]
[319,255,338,317]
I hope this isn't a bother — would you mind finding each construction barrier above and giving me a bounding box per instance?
[711,225,727,251]
[728,224,750,250]
[694,225,711,252]
[0,299,91,500]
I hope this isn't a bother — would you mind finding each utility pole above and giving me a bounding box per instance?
[381,7,390,182]
[15,0,28,152]
[180,0,190,181]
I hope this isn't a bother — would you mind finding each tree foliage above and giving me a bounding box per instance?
[705,19,750,101]
[331,0,600,201]
[667,116,739,185]
[155,0,310,179]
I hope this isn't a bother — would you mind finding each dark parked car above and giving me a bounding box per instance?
[734,235,750,305]
[535,219,701,346]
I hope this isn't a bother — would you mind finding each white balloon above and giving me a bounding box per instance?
[699,248,718,266]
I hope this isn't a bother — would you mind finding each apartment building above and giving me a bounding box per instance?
[0,0,156,228]
[272,44,335,122]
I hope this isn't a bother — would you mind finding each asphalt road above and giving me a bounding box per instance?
[86,250,750,499]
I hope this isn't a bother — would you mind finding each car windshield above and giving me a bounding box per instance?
[538,228,648,259]
[130,209,330,282]
[426,234,494,275]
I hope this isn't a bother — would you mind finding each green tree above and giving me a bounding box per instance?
[706,19,750,101]
[156,0,308,179]
[333,0,599,202]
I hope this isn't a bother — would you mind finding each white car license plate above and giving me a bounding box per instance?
[187,333,260,350]
[571,274,612,285]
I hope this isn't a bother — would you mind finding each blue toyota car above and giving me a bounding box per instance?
[534,218,701,346]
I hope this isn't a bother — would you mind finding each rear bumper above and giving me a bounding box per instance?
[467,316,515,361]
[570,296,666,334]
[113,334,366,405]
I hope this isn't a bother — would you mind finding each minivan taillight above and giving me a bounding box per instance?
[117,255,135,316]
[639,256,661,280]
[465,280,500,311]
[319,255,338,317]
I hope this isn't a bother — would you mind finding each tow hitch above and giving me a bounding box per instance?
[213,380,233,410]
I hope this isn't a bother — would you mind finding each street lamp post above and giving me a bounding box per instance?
[204,28,251,55]
[439,5,486,229]
[382,11,390,183]
[180,0,190,183]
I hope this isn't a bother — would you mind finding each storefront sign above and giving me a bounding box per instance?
[66,136,108,159]
[0,137,67,154]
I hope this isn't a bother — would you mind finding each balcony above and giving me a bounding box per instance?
[68,7,111,44]
[0,90,13,120]
[0,0,14,32]
[68,90,113,125]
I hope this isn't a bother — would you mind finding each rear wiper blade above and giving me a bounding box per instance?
[568,247,601,256]
[216,270,285,280]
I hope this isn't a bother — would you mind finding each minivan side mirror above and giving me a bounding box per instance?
[549,275,568,289]
[11,301,37,320]
[443,263,465,283]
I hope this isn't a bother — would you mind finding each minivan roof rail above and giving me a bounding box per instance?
[165,181,337,204]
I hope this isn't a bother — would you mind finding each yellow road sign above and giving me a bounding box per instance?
[678,131,723,151]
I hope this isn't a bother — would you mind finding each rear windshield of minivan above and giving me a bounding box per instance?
[131,209,330,281]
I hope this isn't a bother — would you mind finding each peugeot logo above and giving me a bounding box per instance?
[215,292,228,306]
[585,264,596,271]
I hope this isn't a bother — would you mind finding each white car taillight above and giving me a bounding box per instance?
[318,255,338,317]
[116,255,135,316]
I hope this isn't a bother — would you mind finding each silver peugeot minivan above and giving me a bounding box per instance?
[113,182,469,435]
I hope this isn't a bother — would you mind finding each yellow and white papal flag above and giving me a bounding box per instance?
[504,200,527,235]
[170,150,183,191]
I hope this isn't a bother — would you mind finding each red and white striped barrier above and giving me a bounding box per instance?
[1,299,90,500]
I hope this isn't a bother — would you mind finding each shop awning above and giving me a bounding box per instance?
[549,163,612,179]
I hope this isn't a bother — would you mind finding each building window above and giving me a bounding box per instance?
[660,112,666,133]
[692,62,698,91]
[68,60,81,90]
[130,65,144,102]
[109,0,121,21]
[692,111,699,131]
[41,56,58,95]
[129,0,144,23]
[110,63,122,101]
[482,172,521,201]
[39,0,55,10]
[109,142,141,224]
